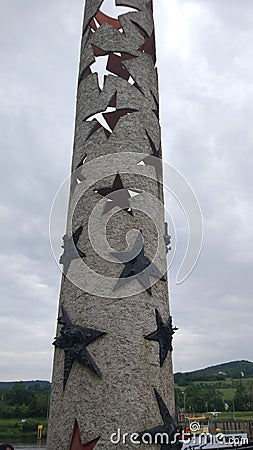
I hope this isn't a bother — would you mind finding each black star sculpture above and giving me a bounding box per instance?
[95,173,141,216]
[138,389,182,450]
[145,309,178,367]
[53,306,106,389]
[59,226,86,276]
[112,231,166,295]
[138,131,162,179]
[71,154,88,189]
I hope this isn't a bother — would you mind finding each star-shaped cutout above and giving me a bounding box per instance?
[71,420,100,450]
[59,226,86,276]
[112,231,166,295]
[95,174,141,216]
[99,4,137,18]
[76,153,88,170]
[53,307,106,389]
[86,105,137,140]
[87,105,116,133]
[138,389,182,450]
[145,309,178,367]
[71,155,88,190]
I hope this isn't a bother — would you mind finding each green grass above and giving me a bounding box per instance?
[175,378,253,417]
[175,377,253,394]
[216,388,236,400]
[217,411,253,420]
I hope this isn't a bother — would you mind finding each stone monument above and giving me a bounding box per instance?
[47,1,177,448]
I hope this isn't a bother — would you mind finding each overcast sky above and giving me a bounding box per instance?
[0,0,252,381]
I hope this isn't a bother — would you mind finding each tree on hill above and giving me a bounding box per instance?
[233,381,253,411]
[248,381,253,410]
[174,360,253,384]
[175,383,224,413]
[0,381,50,419]
[5,381,32,406]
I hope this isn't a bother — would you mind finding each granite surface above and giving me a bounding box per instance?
[47,1,175,449]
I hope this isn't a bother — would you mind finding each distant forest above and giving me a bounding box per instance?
[174,360,253,412]
[1,361,253,418]
[0,381,50,419]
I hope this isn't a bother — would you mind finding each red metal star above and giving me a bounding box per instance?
[96,173,141,216]
[71,420,100,450]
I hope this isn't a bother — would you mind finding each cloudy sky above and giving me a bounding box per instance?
[0,0,252,381]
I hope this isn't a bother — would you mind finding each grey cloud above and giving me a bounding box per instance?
[0,0,84,380]
[1,0,253,380]
[155,0,253,371]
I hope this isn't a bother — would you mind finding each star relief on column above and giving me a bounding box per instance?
[95,173,141,216]
[53,307,106,389]
[138,389,182,450]
[138,131,162,179]
[112,230,166,295]
[145,309,178,367]
[59,226,86,277]
[71,420,100,450]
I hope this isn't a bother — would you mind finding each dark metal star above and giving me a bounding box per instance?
[53,307,106,389]
[95,174,141,216]
[145,309,178,367]
[112,231,166,295]
[70,420,100,450]
[71,154,88,189]
[59,226,86,276]
[164,222,171,253]
[138,389,182,450]
[138,131,162,179]
[141,154,162,178]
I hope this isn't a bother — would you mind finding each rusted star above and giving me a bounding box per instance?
[95,173,141,216]
[71,420,100,450]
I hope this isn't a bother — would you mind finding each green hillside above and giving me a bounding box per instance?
[175,360,253,385]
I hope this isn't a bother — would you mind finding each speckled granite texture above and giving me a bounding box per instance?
[47,1,175,449]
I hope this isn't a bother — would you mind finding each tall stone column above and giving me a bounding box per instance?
[47,1,177,449]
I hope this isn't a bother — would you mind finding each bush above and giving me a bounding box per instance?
[20,418,37,432]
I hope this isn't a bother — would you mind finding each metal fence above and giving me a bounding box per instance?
[213,421,253,442]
